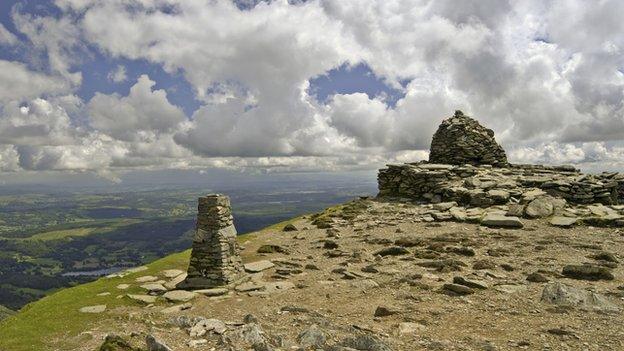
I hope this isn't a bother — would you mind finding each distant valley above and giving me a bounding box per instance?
[0,179,375,311]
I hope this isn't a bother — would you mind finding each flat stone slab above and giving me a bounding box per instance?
[135,275,159,283]
[235,282,263,292]
[194,288,229,297]
[163,290,197,302]
[480,214,523,228]
[550,216,578,227]
[116,284,130,290]
[140,283,167,293]
[161,269,185,278]
[79,305,106,313]
[127,294,157,304]
[164,273,187,290]
[244,260,275,273]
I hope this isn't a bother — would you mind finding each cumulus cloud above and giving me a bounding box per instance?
[107,65,127,83]
[0,60,71,103]
[1,0,624,177]
[88,75,186,141]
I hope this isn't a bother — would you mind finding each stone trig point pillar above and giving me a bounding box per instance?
[178,194,246,289]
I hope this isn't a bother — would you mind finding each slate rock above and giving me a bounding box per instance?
[127,294,157,304]
[244,260,275,273]
[161,269,184,278]
[526,272,549,283]
[340,334,392,351]
[443,283,475,295]
[374,305,400,317]
[550,216,578,227]
[146,335,172,351]
[562,264,614,281]
[297,324,327,349]
[480,214,523,228]
[140,283,167,293]
[453,276,488,289]
[257,244,290,254]
[163,290,197,302]
[541,282,619,312]
[283,223,299,232]
[525,197,555,218]
[374,246,410,256]
[194,288,229,296]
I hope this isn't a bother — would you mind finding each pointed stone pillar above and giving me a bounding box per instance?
[178,194,246,289]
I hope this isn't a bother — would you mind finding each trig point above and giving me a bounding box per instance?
[178,194,246,289]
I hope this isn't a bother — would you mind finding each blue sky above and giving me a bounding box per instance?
[0,0,623,183]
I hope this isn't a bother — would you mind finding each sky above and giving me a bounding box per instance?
[0,0,623,185]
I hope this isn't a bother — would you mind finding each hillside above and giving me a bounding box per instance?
[1,198,623,350]
[0,305,14,321]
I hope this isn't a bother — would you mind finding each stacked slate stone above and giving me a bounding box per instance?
[378,162,622,206]
[178,194,246,289]
[429,110,508,167]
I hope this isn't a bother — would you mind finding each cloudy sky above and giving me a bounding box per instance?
[0,0,623,183]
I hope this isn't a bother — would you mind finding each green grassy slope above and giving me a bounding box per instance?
[0,217,299,351]
[0,305,15,321]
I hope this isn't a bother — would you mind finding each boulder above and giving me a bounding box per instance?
[525,197,555,218]
[541,282,619,312]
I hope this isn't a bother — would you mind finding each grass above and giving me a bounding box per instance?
[23,219,143,241]
[27,227,97,241]
[0,216,303,351]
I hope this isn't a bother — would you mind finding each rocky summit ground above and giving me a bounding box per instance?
[15,198,624,351]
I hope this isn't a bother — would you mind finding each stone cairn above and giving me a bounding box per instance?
[377,111,624,223]
[429,110,508,167]
[178,194,246,289]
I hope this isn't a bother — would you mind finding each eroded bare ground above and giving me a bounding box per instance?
[83,198,624,351]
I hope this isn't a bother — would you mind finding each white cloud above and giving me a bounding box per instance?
[0,23,17,46]
[107,64,127,83]
[0,60,71,103]
[88,74,186,141]
[0,98,77,146]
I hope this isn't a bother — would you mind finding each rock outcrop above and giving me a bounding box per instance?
[429,110,508,167]
[178,194,246,289]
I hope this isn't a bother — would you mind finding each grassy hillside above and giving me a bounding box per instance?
[0,218,297,351]
[0,305,14,321]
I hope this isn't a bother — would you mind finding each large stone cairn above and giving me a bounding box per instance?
[378,110,624,209]
[429,110,508,167]
[178,194,246,289]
